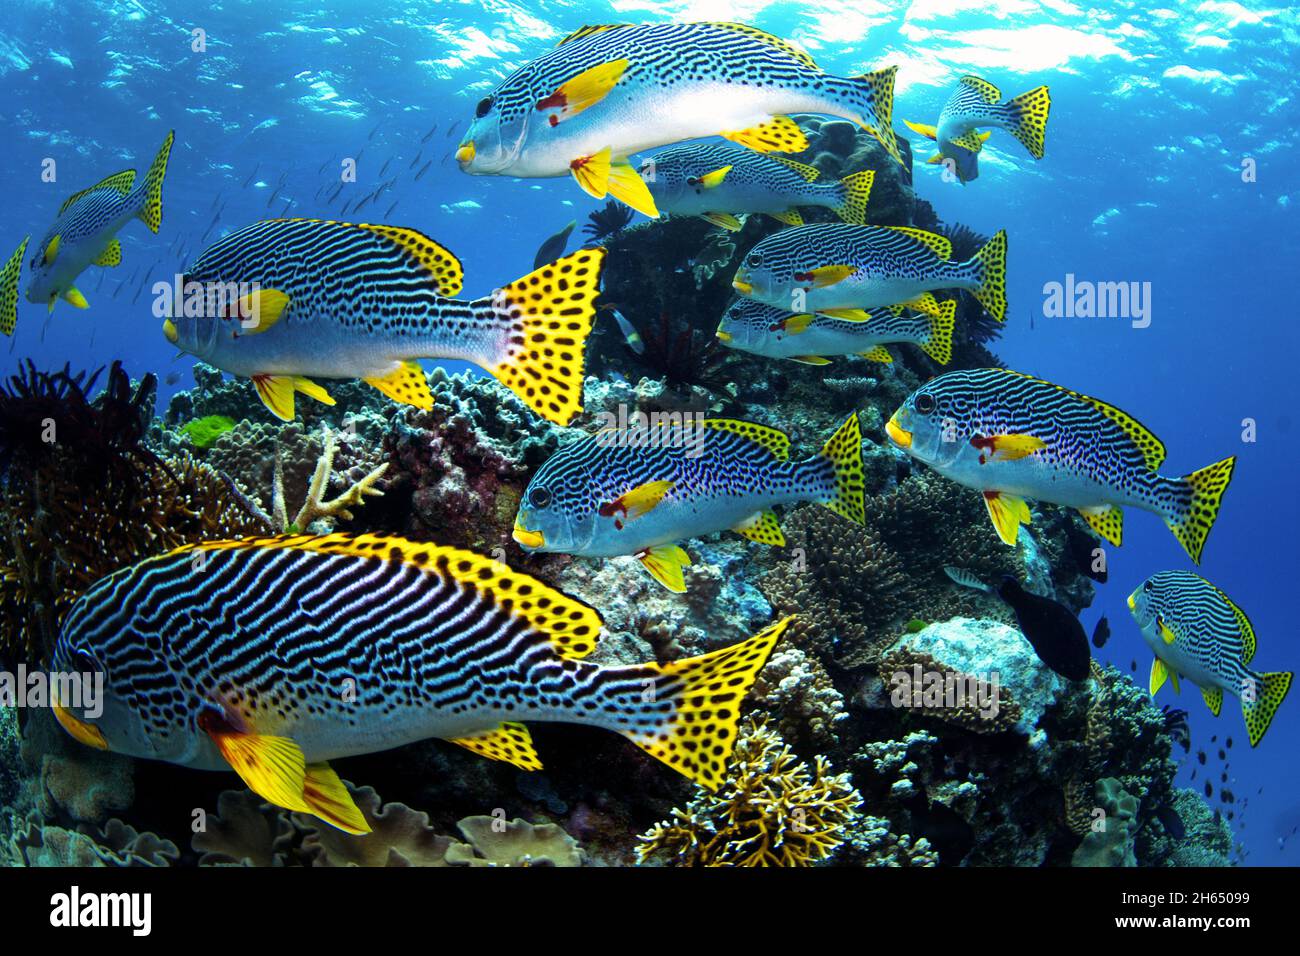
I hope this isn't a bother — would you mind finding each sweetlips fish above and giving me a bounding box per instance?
[904,75,1051,184]
[732,222,1007,323]
[513,414,866,592]
[456,22,901,216]
[715,295,954,366]
[885,368,1236,563]
[1,237,30,336]
[1129,571,1292,747]
[50,533,790,831]
[639,142,876,230]
[25,131,173,313]
[163,218,606,425]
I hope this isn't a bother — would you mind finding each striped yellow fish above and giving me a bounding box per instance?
[51,533,787,833]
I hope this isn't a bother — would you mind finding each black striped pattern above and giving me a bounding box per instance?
[743,223,964,286]
[1137,571,1253,685]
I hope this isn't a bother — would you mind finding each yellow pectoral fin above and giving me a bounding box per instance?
[1078,504,1124,547]
[606,159,659,217]
[857,346,893,363]
[637,544,691,593]
[237,288,291,334]
[1159,618,1178,645]
[699,165,731,188]
[983,491,1031,545]
[732,510,785,546]
[364,360,433,409]
[540,58,629,122]
[789,355,831,365]
[1150,657,1168,696]
[448,722,543,771]
[93,238,122,268]
[63,287,88,309]
[617,479,675,520]
[818,308,872,322]
[720,115,809,154]
[701,212,742,231]
[903,120,939,140]
[806,264,856,288]
[981,434,1047,461]
[781,312,814,335]
[44,235,60,264]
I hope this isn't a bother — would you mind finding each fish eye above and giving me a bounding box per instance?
[914,393,937,415]
[528,487,551,509]
[70,646,101,674]
[1143,581,1154,592]
[746,252,764,268]
[475,95,495,119]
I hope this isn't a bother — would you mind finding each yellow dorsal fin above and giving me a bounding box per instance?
[857,345,893,363]
[768,155,821,181]
[555,23,632,46]
[983,491,1031,545]
[364,360,433,410]
[699,419,790,460]
[539,59,629,123]
[769,208,805,226]
[732,509,785,546]
[236,288,291,334]
[1150,657,1168,695]
[701,211,742,231]
[1078,505,1124,547]
[720,115,808,154]
[93,238,122,268]
[997,370,1167,471]
[960,74,1002,103]
[0,236,29,337]
[903,120,939,140]
[637,544,691,593]
[201,725,370,834]
[884,226,953,261]
[1218,588,1256,663]
[58,169,137,215]
[343,222,463,296]
[698,165,731,188]
[449,722,543,771]
[708,22,818,68]
[184,534,605,660]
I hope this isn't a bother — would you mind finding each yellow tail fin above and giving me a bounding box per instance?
[1244,671,1292,747]
[967,229,1007,322]
[920,298,956,365]
[817,413,866,525]
[621,617,790,790]
[0,236,29,336]
[1165,456,1236,564]
[1002,85,1051,160]
[483,247,606,425]
[136,130,174,234]
[833,169,874,225]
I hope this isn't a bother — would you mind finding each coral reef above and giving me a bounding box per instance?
[1071,777,1140,867]
[636,717,861,867]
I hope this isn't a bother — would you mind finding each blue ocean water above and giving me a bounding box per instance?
[1,0,1295,864]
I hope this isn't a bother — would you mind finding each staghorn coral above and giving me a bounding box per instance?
[268,425,387,532]
[445,815,584,867]
[636,717,861,867]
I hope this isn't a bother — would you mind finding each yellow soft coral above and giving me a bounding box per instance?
[635,717,861,867]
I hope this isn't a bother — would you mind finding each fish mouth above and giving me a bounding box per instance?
[1126,589,1139,611]
[53,703,108,750]
[715,329,732,342]
[163,318,179,344]
[455,141,476,164]
[732,277,753,295]
[512,521,544,549]
[885,413,912,448]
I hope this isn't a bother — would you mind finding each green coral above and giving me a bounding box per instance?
[179,414,236,449]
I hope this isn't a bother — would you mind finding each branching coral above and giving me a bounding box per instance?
[636,717,861,866]
[268,426,387,532]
